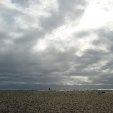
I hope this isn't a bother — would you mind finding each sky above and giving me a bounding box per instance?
[0,0,113,90]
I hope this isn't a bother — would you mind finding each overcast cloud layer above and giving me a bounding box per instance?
[0,0,113,89]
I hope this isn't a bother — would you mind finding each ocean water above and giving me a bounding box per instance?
[0,83,113,90]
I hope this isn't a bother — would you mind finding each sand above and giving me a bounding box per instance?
[0,90,113,113]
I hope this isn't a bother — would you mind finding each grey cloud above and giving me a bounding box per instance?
[96,29,113,51]
[39,12,64,33]
[0,0,87,86]
[64,49,107,75]
[0,0,113,89]
[88,73,113,84]
[0,4,24,29]
[75,31,90,38]
[39,0,87,33]
[58,0,86,13]
[11,0,32,8]
[83,29,113,84]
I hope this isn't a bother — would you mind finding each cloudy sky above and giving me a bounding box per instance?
[0,0,113,89]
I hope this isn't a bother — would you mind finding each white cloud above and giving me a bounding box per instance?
[33,39,48,52]
[62,76,92,85]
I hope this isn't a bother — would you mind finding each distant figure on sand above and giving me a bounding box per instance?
[49,88,50,91]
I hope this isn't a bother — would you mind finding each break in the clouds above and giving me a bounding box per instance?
[0,0,113,89]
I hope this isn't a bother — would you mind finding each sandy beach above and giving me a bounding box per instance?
[0,90,113,113]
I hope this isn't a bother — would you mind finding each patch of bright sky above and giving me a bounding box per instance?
[80,0,113,30]
[85,60,109,71]
[33,39,47,52]
[63,76,92,85]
